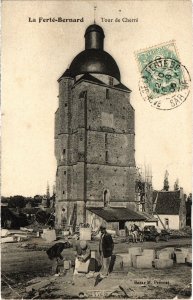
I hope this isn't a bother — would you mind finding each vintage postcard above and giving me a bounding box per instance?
[1,0,192,299]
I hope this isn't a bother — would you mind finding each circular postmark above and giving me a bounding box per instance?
[139,58,191,110]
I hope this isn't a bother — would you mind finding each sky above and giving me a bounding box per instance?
[1,0,192,197]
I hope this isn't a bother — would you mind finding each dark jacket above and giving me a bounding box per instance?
[99,232,114,258]
[46,242,71,260]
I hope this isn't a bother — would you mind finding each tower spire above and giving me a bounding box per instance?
[94,5,97,24]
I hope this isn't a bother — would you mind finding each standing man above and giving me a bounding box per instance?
[99,224,114,277]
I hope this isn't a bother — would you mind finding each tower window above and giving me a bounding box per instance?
[104,189,110,207]
[109,77,114,86]
[165,218,169,226]
[65,103,68,107]
[63,149,66,155]
[105,133,107,147]
[63,191,65,194]
[105,150,108,163]
[106,89,110,99]
[64,171,66,175]
[79,91,87,99]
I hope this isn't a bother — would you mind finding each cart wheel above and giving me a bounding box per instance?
[155,236,159,243]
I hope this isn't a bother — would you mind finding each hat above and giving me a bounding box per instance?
[100,222,106,230]
[80,240,87,250]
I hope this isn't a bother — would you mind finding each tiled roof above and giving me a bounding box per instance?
[87,207,146,222]
[138,211,158,222]
[75,73,105,85]
[74,73,131,93]
[58,69,74,82]
[114,83,131,92]
[153,190,181,215]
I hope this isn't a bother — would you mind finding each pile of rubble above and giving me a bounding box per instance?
[169,227,192,238]
[1,227,60,244]
[1,228,34,243]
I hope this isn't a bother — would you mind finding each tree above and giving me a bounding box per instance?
[174,178,179,190]
[163,170,169,191]
[8,195,26,209]
[1,196,10,204]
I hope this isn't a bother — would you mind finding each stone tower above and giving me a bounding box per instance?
[55,24,136,226]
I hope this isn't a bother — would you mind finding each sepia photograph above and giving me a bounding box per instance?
[1,0,192,299]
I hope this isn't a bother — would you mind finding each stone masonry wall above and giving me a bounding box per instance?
[55,75,136,225]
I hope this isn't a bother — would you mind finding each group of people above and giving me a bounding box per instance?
[47,223,114,278]
[125,222,144,243]
[74,224,114,278]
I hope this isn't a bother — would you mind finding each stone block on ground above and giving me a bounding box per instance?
[76,260,90,273]
[186,253,192,265]
[154,258,173,269]
[64,260,71,270]
[131,254,142,267]
[162,247,175,253]
[175,248,191,257]
[142,249,155,259]
[1,229,10,237]
[159,247,175,258]
[157,251,172,259]
[111,255,124,272]
[135,255,153,268]
[175,252,186,264]
[128,247,142,255]
[116,253,132,267]
[1,236,16,243]
[79,228,91,241]
[41,229,56,242]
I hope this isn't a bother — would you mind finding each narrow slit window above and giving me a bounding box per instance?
[106,89,110,99]
[105,133,107,147]
[105,150,108,163]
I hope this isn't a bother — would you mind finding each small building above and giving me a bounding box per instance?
[138,211,158,227]
[87,207,146,234]
[153,189,186,230]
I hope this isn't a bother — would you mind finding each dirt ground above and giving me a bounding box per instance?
[1,237,192,299]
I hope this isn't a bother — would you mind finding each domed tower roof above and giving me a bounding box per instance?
[69,24,120,81]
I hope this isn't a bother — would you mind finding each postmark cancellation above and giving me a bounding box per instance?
[136,41,191,110]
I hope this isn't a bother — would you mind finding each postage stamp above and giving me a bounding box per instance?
[136,41,191,110]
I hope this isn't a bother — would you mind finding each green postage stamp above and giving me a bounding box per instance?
[136,41,191,110]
